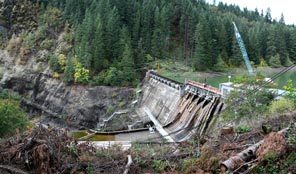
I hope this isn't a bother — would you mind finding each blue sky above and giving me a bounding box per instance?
[206,0,296,25]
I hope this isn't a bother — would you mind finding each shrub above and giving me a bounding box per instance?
[0,99,28,137]
[40,39,54,50]
[213,55,227,72]
[283,80,296,105]
[49,54,62,73]
[269,98,295,114]
[63,58,75,84]
[58,54,66,71]
[181,158,198,173]
[222,88,273,121]
[22,32,36,50]
[269,54,281,68]
[74,62,90,84]
[259,58,268,67]
[236,124,251,133]
[106,106,114,115]
[152,160,169,173]
[6,36,22,54]
[89,73,105,86]
[63,31,74,44]
[0,89,22,101]
[118,101,126,108]
[104,67,123,86]
[287,123,296,146]
[34,25,47,41]
[39,7,63,31]
[52,72,60,79]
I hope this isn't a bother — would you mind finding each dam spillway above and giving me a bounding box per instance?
[75,70,224,143]
[137,70,224,142]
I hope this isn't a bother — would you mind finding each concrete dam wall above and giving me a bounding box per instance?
[137,71,224,142]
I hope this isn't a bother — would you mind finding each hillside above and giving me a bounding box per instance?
[0,0,296,87]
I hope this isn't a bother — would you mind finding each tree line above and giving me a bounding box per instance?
[41,0,296,86]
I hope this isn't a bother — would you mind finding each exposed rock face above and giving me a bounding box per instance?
[0,50,135,129]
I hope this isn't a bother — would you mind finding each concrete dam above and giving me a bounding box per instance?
[135,70,224,142]
[75,70,224,143]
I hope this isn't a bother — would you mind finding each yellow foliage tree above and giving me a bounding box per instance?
[74,62,90,84]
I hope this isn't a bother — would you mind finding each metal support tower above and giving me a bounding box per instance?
[233,22,255,75]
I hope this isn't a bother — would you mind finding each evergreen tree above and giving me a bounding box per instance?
[92,14,106,72]
[275,25,289,66]
[63,57,75,84]
[230,36,243,67]
[265,8,272,23]
[43,0,296,86]
[248,26,260,64]
[266,27,277,64]
[132,4,142,49]
[269,53,281,68]
[105,6,120,62]
[135,38,145,69]
[75,10,93,69]
[141,0,156,54]
[151,7,164,59]
[214,54,227,72]
[279,13,285,24]
[287,30,296,63]
[118,27,136,86]
[193,15,212,71]
[258,24,268,61]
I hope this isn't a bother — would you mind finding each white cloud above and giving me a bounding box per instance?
[207,0,296,25]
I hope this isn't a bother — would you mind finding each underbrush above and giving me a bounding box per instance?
[0,89,28,138]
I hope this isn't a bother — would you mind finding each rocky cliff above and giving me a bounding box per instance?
[0,49,136,129]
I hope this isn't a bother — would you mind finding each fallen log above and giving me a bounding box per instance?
[220,128,289,173]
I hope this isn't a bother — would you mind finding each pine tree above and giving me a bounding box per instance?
[75,10,93,69]
[105,6,120,62]
[248,26,260,64]
[265,8,272,23]
[119,28,137,86]
[132,4,142,49]
[120,43,136,85]
[230,36,243,67]
[287,30,296,63]
[193,15,212,71]
[141,0,156,54]
[279,13,285,24]
[151,7,164,59]
[92,14,106,72]
[258,24,268,61]
[135,38,145,69]
[266,27,277,64]
[275,25,289,66]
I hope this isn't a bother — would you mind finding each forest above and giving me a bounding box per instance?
[3,0,296,86]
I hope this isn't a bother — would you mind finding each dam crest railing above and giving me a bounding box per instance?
[147,70,222,99]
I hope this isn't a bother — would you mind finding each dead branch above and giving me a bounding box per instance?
[123,155,133,174]
[232,159,258,173]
